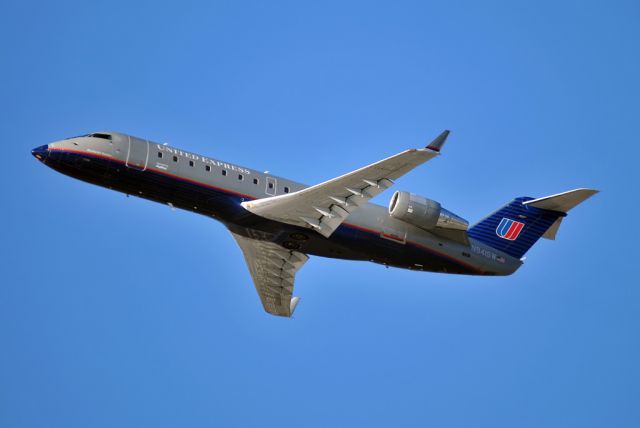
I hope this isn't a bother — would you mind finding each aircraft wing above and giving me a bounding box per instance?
[230,232,309,317]
[241,130,449,238]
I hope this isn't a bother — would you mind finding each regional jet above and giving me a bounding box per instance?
[32,131,597,317]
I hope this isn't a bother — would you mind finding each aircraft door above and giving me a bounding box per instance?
[265,177,277,195]
[126,136,149,171]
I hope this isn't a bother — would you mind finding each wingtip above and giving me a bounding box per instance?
[289,296,300,316]
[426,130,450,152]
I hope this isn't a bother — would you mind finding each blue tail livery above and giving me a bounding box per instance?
[468,189,598,259]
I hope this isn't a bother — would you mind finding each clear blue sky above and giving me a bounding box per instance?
[1,1,638,427]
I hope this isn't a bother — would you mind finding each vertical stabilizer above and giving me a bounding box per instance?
[467,189,597,258]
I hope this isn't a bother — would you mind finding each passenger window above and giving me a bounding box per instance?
[222,170,227,176]
[158,152,163,158]
[238,174,243,180]
[189,160,194,167]
[253,178,259,185]
[205,165,211,172]
[89,133,112,140]
[268,182,274,189]
[284,186,290,193]
[173,155,178,162]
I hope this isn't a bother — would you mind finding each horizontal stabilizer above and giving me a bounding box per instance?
[542,217,563,240]
[523,188,598,213]
[522,188,598,240]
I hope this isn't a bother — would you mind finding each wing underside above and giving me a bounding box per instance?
[231,232,309,317]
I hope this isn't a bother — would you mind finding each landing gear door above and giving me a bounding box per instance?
[126,136,149,171]
[266,177,277,196]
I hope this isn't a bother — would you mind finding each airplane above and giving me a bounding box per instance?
[31,131,597,317]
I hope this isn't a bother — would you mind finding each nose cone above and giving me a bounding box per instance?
[31,144,49,161]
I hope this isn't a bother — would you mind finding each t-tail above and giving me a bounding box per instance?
[467,189,598,259]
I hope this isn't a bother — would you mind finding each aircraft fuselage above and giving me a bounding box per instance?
[32,132,521,276]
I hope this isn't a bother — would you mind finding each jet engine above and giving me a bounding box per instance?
[388,191,469,231]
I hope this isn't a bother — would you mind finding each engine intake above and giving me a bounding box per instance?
[389,191,468,231]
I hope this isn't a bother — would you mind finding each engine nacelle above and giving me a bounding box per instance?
[388,191,469,231]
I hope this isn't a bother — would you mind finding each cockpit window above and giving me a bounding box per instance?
[89,133,112,140]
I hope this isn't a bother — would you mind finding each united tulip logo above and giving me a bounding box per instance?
[496,218,525,241]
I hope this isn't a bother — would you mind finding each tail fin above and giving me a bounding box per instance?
[467,189,598,259]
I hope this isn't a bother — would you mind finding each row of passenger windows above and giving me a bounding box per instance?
[157,151,290,192]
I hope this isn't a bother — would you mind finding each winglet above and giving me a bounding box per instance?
[426,130,450,152]
[289,297,300,316]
